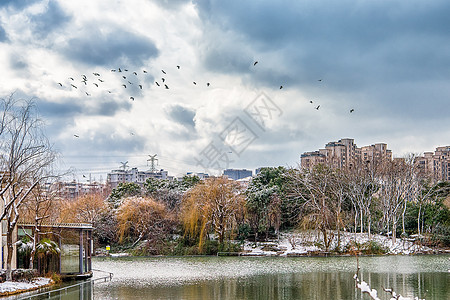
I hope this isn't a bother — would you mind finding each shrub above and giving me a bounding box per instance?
[344,240,387,255]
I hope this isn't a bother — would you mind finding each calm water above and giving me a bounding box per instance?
[15,255,449,300]
[90,255,449,300]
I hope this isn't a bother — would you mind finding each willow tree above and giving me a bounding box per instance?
[0,95,57,280]
[116,196,174,251]
[181,177,245,250]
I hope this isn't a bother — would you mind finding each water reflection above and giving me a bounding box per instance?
[89,255,448,300]
[10,255,448,300]
[6,280,93,300]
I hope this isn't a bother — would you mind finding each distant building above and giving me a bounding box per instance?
[107,167,173,189]
[53,181,106,200]
[223,169,252,180]
[301,138,392,170]
[416,146,450,182]
[185,172,210,180]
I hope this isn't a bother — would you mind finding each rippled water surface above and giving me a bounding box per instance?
[89,255,449,300]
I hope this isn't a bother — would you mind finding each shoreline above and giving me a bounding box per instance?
[99,232,449,258]
[0,278,54,297]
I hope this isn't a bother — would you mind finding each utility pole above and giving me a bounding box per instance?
[120,161,129,171]
[147,154,158,172]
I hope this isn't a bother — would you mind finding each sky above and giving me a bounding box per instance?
[1,0,449,182]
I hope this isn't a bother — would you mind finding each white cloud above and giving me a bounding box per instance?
[0,0,449,181]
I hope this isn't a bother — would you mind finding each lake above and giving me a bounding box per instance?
[90,255,449,300]
[14,255,449,300]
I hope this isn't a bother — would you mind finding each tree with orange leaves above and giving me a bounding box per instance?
[116,196,174,251]
[181,177,245,250]
[59,192,107,224]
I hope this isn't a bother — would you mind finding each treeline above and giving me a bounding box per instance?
[55,158,449,255]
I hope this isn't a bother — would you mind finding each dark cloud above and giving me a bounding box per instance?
[36,99,83,118]
[202,42,253,74]
[9,55,28,70]
[30,0,72,38]
[0,25,8,42]
[90,99,132,117]
[35,97,131,119]
[195,1,450,84]
[0,0,38,9]
[166,104,196,128]
[64,28,159,67]
[75,130,147,154]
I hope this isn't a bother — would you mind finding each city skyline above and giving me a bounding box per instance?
[1,1,449,181]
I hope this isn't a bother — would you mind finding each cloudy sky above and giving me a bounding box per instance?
[1,0,449,181]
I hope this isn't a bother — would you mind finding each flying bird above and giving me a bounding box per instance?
[85,92,90,96]
[57,83,62,87]
[74,134,79,138]
[350,109,354,113]
[315,105,320,110]
[176,65,180,69]
[193,81,197,85]
[118,68,122,72]
[93,72,100,76]
[165,84,169,89]
[155,82,160,86]
[122,84,127,88]
[122,76,126,79]
[253,61,258,66]
[107,90,112,93]
[139,85,143,89]
[93,83,98,87]
[162,78,165,82]
[111,69,116,72]
[280,85,283,89]
[82,79,87,85]
[98,79,104,82]
[124,69,129,72]
[128,81,133,85]
[207,82,210,87]
[71,84,77,89]
[310,100,313,104]
[130,97,135,101]
[318,79,322,82]
[143,70,147,73]
[161,69,166,74]
[69,77,74,81]
[133,72,137,75]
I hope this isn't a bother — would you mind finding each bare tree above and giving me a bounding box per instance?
[378,155,418,243]
[285,166,338,251]
[0,95,57,280]
[19,181,59,270]
[347,161,380,239]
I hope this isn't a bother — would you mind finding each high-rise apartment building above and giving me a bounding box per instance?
[300,138,392,170]
[416,146,450,182]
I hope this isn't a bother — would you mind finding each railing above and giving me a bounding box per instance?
[15,270,113,300]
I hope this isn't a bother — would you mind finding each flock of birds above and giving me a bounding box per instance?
[57,64,214,103]
[60,60,355,139]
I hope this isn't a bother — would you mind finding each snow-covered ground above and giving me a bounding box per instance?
[0,277,52,295]
[242,231,434,256]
